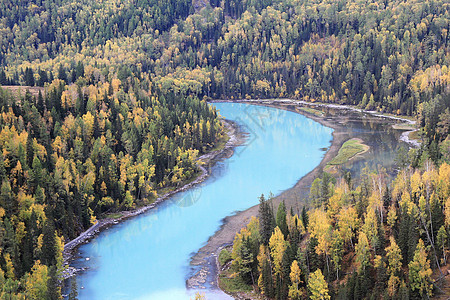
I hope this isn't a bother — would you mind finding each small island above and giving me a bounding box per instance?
[327,138,369,166]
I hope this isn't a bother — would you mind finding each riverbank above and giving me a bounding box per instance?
[188,100,347,293]
[213,99,421,148]
[192,99,418,298]
[62,119,246,279]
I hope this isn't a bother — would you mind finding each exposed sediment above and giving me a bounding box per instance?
[62,119,246,279]
[191,99,417,297]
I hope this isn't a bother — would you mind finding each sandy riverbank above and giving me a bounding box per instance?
[190,99,418,297]
[188,100,347,290]
[62,119,246,279]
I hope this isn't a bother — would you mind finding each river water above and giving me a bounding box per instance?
[70,103,334,299]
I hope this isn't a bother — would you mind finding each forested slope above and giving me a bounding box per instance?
[225,163,450,299]
[1,0,448,149]
[0,0,448,298]
[0,84,224,297]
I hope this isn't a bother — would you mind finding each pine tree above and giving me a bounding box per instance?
[41,220,57,266]
[58,64,67,83]
[47,266,61,300]
[25,67,35,86]
[0,69,8,85]
[436,225,447,265]
[301,206,309,230]
[259,194,274,245]
[276,201,288,237]
[68,276,79,300]
[37,69,49,87]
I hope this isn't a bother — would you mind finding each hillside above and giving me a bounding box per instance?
[0,0,448,298]
[224,163,450,299]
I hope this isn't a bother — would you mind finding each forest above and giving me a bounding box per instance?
[0,0,448,298]
[0,75,224,297]
[224,162,450,299]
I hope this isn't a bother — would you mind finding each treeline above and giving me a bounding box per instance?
[0,73,224,297]
[3,0,449,112]
[0,0,191,53]
[225,160,450,299]
[1,0,448,159]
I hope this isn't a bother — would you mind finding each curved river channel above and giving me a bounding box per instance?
[71,103,334,299]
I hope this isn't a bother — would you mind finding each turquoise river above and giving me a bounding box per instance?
[72,102,333,299]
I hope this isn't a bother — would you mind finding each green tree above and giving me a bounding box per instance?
[259,194,274,245]
[41,220,57,267]
[276,201,288,237]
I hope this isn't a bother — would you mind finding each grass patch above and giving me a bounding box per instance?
[381,112,416,122]
[218,249,232,266]
[328,138,369,166]
[392,123,416,130]
[1,85,45,98]
[298,106,324,117]
[219,273,253,293]
[409,130,421,141]
[202,121,232,153]
[105,212,124,219]
[208,132,230,152]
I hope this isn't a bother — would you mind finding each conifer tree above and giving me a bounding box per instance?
[276,201,288,237]
[259,194,274,245]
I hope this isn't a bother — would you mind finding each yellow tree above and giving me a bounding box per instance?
[361,207,378,250]
[337,205,359,248]
[409,239,433,298]
[308,209,332,272]
[191,292,205,300]
[308,269,330,300]
[231,227,250,274]
[257,244,273,296]
[4,253,14,279]
[327,185,345,221]
[288,260,304,299]
[269,226,287,278]
[438,163,450,200]
[286,213,305,236]
[355,231,371,272]
[385,236,402,296]
[25,260,48,300]
[387,205,397,231]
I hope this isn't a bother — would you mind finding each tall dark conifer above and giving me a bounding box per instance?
[259,194,274,245]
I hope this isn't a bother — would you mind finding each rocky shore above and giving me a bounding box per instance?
[191,99,420,298]
[62,119,246,279]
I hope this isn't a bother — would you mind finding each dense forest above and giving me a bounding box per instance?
[0,70,224,298]
[224,162,450,299]
[0,0,448,298]
[0,0,448,150]
[0,82,224,297]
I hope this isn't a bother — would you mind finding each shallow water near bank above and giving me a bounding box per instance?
[69,103,333,299]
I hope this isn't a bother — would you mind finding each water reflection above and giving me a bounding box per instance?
[70,103,333,299]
